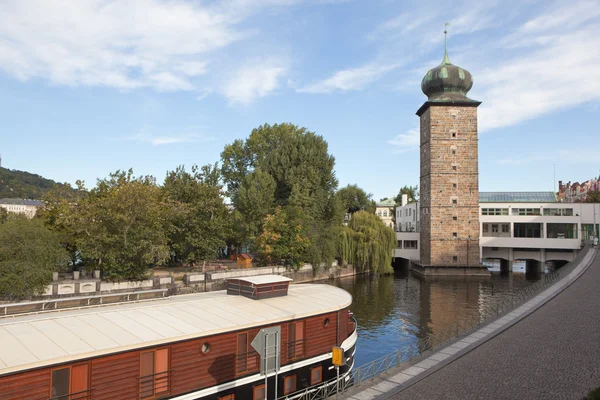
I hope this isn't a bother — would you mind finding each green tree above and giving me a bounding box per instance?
[336,184,376,214]
[585,191,600,203]
[74,170,171,280]
[0,207,7,224]
[254,206,310,268]
[0,216,69,298]
[163,164,229,266]
[338,211,395,274]
[394,185,419,205]
[221,123,341,267]
[236,170,276,240]
[41,180,87,266]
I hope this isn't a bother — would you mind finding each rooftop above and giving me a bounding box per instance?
[479,192,557,203]
[0,198,44,206]
[0,283,351,376]
[377,198,396,207]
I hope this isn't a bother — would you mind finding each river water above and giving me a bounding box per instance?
[325,267,543,367]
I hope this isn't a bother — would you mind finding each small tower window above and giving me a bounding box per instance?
[452,165,457,171]
[453,232,457,238]
[451,132,456,138]
[452,183,457,188]
[453,256,458,262]
[452,149,456,155]
[453,216,457,221]
[452,199,457,204]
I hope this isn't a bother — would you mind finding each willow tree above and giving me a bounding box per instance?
[338,211,395,274]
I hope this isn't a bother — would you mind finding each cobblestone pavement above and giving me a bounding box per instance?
[389,251,600,400]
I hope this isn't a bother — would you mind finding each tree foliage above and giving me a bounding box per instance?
[221,123,342,266]
[336,184,376,214]
[338,211,395,274]
[585,191,600,203]
[43,170,172,281]
[0,216,69,298]
[394,185,419,205]
[254,206,310,268]
[163,164,229,266]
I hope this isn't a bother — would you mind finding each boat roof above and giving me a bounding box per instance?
[232,275,293,285]
[0,283,351,376]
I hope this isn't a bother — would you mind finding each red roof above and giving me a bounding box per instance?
[238,253,252,260]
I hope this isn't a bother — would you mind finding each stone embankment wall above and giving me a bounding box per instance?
[179,264,360,294]
[12,264,361,300]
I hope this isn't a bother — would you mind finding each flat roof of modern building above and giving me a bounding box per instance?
[479,192,557,203]
[0,283,351,376]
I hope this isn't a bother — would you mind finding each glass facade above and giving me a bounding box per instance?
[582,224,599,240]
[546,223,578,239]
[512,208,541,216]
[514,223,542,238]
[482,208,509,215]
[543,208,574,216]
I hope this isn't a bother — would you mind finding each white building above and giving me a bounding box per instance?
[394,192,599,273]
[0,198,44,218]
[376,198,395,229]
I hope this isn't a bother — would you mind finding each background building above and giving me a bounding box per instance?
[557,177,600,203]
[0,198,44,218]
[376,198,395,229]
[395,192,599,273]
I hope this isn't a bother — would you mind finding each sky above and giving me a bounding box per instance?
[0,0,598,201]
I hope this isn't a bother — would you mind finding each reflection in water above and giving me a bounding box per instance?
[325,266,541,367]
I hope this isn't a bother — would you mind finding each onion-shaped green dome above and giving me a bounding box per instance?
[421,37,473,101]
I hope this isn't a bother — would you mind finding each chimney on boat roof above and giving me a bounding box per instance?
[226,275,293,300]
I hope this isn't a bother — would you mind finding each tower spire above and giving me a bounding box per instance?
[442,22,451,65]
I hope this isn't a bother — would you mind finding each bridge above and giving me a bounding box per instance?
[344,245,599,400]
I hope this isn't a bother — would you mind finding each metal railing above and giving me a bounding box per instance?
[138,370,172,399]
[1,289,168,317]
[287,339,306,360]
[279,245,594,399]
[50,388,94,400]
[235,350,260,374]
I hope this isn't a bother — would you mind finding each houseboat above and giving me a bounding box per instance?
[0,276,357,399]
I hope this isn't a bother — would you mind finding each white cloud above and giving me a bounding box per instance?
[127,132,214,146]
[298,63,399,93]
[388,127,420,153]
[0,0,296,102]
[223,63,288,104]
[477,1,600,131]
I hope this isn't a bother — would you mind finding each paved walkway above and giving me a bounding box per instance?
[344,248,599,400]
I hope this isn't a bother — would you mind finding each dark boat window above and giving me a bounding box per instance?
[51,368,69,398]
[310,366,323,385]
[51,364,89,399]
[201,343,211,354]
[287,322,305,360]
[323,318,330,327]
[253,384,265,400]
[284,375,297,395]
[237,333,248,373]
[140,348,170,399]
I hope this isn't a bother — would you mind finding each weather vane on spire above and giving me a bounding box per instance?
[443,22,451,64]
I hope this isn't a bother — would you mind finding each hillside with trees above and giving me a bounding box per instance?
[0,167,77,199]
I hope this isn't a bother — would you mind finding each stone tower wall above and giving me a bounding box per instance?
[419,105,480,267]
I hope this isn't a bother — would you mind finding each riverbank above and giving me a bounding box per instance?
[344,246,598,400]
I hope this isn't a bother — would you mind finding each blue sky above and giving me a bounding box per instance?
[0,0,598,201]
